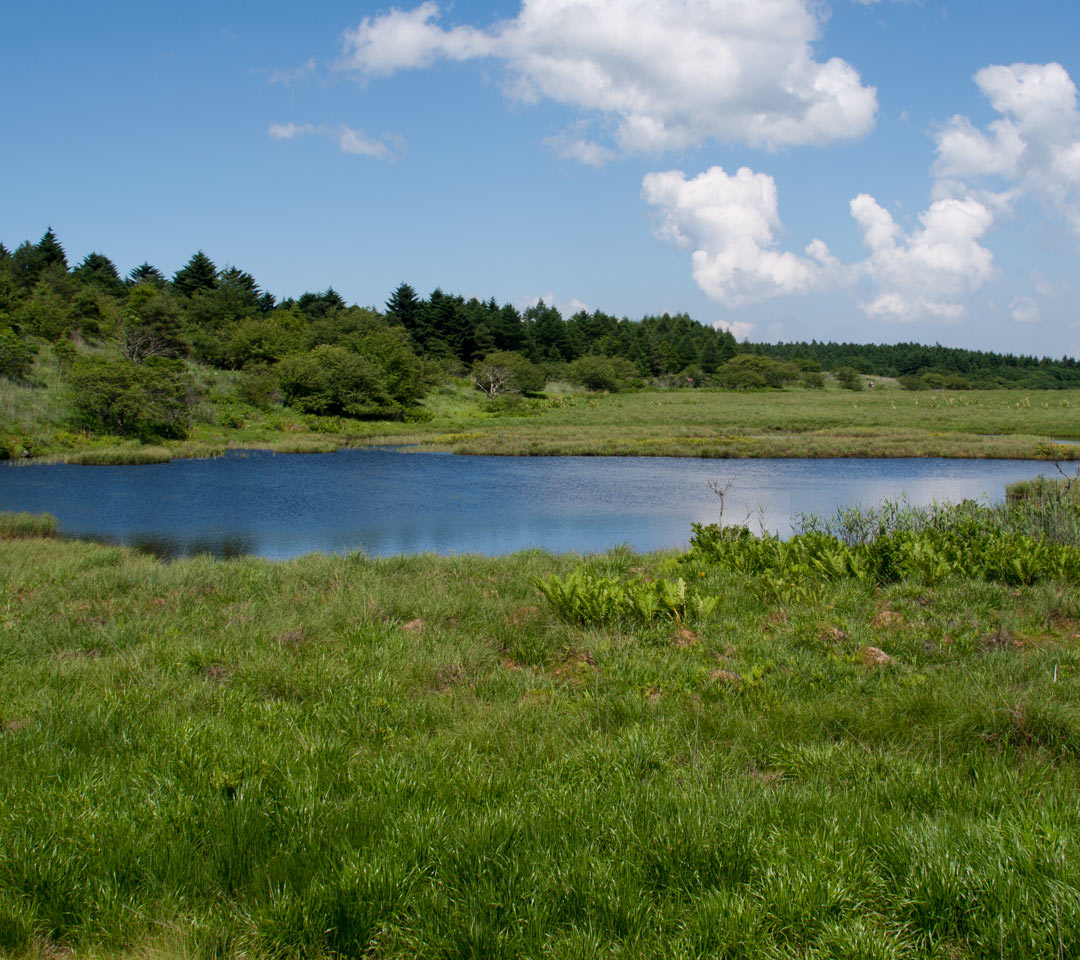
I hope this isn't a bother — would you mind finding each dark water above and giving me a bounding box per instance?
[0,449,1059,560]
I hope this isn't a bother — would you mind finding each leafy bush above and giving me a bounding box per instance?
[834,365,864,390]
[277,345,395,419]
[567,355,639,392]
[65,356,195,440]
[0,328,36,381]
[716,354,799,389]
[236,364,280,408]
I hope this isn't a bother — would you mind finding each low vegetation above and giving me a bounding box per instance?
[3,489,1080,958]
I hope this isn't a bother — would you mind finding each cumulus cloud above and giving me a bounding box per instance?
[641,166,832,307]
[1010,296,1042,324]
[642,166,995,321]
[339,0,877,157]
[268,122,403,160]
[542,134,615,167]
[713,319,757,341]
[849,194,995,321]
[934,62,1080,235]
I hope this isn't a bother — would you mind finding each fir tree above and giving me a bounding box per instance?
[37,227,68,271]
[128,263,168,287]
[172,251,218,297]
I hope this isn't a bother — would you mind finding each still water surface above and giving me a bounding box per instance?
[0,449,1059,559]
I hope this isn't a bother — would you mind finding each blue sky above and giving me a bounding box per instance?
[3,0,1080,357]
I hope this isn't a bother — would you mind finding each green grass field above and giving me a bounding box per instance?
[6,361,1080,463]
[3,498,1080,958]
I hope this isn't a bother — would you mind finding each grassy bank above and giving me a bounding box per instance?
[3,498,1080,958]
[5,350,1080,463]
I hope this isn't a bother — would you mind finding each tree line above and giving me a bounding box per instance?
[2,228,1079,443]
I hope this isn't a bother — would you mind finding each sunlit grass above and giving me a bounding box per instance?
[2,515,1080,958]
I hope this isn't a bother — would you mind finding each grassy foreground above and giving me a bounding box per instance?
[3,507,1080,958]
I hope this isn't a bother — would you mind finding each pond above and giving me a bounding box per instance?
[0,449,1061,560]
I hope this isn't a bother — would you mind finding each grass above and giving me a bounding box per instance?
[6,361,1080,462]
[3,504,1080,958]
[0,511,57,538]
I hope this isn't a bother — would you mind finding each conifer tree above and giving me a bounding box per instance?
[73,252,124,296]
[37,227,68,271]
[172,251,218,297]
[128,262,167,287]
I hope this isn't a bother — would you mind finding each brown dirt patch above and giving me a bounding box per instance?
[860,646,892,668]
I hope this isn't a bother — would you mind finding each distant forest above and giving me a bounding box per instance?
[2,228,1079,398]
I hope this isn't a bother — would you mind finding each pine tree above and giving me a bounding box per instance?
[172,251,218,297]
[73,252,124,296]
[37,228,68,271]
[128,263,168,287]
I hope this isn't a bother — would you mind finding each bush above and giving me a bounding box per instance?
[66,356,195,440]
[716,354,798,389]
[0,328,36,381]
[834,365,864,390]
[277,345,395,419]
[236,364,280,409]
[568,355,639,392]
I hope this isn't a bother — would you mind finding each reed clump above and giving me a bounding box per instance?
[0,511,57,539]
[64,445,172,465]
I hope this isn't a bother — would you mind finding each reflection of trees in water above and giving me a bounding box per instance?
[71,532,254,561]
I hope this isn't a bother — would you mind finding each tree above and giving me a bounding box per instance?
[72,252,124,297]
[385,282,421,330]
[471,351,546,398]
[66,356,194,440]
[172,251,218,297]
[127,263,167,287]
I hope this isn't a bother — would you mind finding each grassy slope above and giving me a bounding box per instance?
[3,534,1080,958]
[4,346,1080,462]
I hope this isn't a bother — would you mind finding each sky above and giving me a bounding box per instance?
[3,0,1080,358]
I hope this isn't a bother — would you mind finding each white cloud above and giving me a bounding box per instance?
[641,166,830,307]
[849,194,995,322]
[542,134,616,167]
[1010,296,1042,324]
[1029,270,1069,298]
[713,319,757,341]
[935,62,1080,235]
[268,122,403,160]
[642,166,995,321]
[267,58,318,85]
[339,0,878,156]
[519,292,591,317]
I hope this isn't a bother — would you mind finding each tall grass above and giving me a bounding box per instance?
[0,511,57,538]
[3,522,1080,958]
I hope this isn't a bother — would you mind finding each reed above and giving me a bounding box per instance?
[0,511,57,538]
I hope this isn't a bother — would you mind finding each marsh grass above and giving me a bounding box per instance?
[0,511,57,538]
[63,445,172,465]
[269,438,341,455]
[3,508,1080,958]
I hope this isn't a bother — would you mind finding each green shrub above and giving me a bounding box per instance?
[65,356,195,440]
[0,328,36,381]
